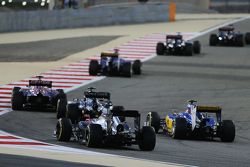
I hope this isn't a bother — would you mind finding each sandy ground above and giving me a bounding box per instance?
[0,14,249,85]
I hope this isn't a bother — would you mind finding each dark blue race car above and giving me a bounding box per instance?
[11,76,67,113]
[146,100,235,142]
[88,50,142,77]
[156,34,201,56]
[209,25,250,47]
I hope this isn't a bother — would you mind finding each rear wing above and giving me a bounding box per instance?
[84,91,110,100]
[28,80,52,88]
[112,109,140,118]
[219,26,234,31]
[196,106,222,113]
[166,35,183,40]
[100,52,118,58]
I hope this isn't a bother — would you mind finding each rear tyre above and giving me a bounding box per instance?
[156,42,165,55]
[146,112,161,133]
[172,117,188,139]
[138,126,156,151]
[85,124,103,147]
[56,98,67,119]
[185,43,193,56]
[220,120,235,142]
[56,118,72,142]
[11,87,24,110]
[66,103,82,124]
[245,32,250,44]
[132,60,142,75]
[122,62,132,78]
[193,40,201,54]
[235,34,244,47]
[89,60,99,75]
[209,34,218,46]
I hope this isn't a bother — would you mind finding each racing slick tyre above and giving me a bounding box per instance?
[85,124,103,147]
[184,43,193,56]
[123,62,132,78]
[156,42,165,55]
[172,117,188,139]
[220,120,235,142]
[245,32,250,44]
[146,112,161,133]
[235,34,244,47]
[56,89,66,98]
[193,40,201,54]
[56,98,67,119]
[209,34,218,46]
[112,106,125,122]
[132,60,142,75]
[138,126,156,151]
[11,87,24,110]
[66,103,82,124]
[89,60,99,76]
[56,118,72,142]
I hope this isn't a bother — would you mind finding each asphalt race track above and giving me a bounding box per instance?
[0,19,250,167]
[0,153,106,167]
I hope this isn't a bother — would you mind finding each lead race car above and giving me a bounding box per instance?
[11,76,67,112]
[156,33,201,56]
[209,25,250,46]
[88,49,142,77]
[146,100,235,142]
[56,87,156,151]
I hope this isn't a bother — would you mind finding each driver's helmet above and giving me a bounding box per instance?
[186,100,197,114]
[114,48,119,54]
[176,39,182,44]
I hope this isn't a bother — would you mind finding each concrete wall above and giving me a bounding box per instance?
[0,3,169,32]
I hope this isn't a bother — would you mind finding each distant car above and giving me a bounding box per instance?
[209,25,250,46]
[55,87,156,151]
[156,34,201,56]
[11,76,67,113]
[146,100,235,142]
[88,49,142,77]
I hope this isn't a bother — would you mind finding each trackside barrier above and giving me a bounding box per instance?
[0,3,169,32]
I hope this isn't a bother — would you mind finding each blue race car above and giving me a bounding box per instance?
[146,100,235,142]
[11,76,67,114]
[209,25,247,47]
[88,49,142,77]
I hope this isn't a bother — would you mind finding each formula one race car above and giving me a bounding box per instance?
[55,87,156,151]
[156,34,201,56]
[11,76,67,112]
[89,49,142,77]
[209,25,250,47]
[146,100,235,142]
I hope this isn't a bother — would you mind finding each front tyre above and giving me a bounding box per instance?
[56,98,67,119]
[146,112,161,133]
